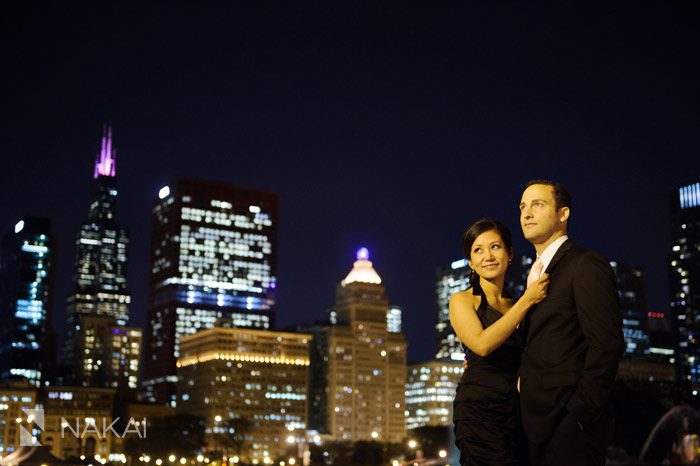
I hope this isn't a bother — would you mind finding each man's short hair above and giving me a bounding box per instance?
[526,179,572,211]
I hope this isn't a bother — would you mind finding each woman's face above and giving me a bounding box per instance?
[468,229,511,281]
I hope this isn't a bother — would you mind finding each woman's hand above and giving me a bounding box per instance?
[522,273,550,306]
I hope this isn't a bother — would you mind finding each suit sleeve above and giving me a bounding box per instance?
[566,251,625,429]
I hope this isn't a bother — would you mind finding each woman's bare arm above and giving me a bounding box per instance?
[449,275,549,357]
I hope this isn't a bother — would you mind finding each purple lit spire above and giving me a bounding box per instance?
[94,124,116,179]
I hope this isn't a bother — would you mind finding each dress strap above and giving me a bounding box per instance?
[471,284,489,312]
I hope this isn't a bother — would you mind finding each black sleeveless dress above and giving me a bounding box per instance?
[453,287,522,466]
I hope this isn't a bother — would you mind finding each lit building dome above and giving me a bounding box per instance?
[341,247,382,286]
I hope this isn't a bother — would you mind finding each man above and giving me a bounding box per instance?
[518,180,624,466]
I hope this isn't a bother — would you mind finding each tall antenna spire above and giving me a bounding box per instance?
[94,124,116,179]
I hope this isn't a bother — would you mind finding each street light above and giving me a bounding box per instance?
[438,450,447,458]
[407,440,422,462]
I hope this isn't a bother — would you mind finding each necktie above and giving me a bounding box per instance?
[527,258,543,288]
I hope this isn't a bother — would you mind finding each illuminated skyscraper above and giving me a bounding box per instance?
[176,327,310,464]
[405,360,462,429]
[74,315,142,390]
[610,261,650,358]
[435,260,471,361]
[308,248,406,442]
[0,217,56,386]
[610,261,675,385]
[670,182,700,397]
[64,125,132,387]
[143,178,278,404]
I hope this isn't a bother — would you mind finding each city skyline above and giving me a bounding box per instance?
[1,3,699,363]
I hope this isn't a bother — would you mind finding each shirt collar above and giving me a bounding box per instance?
[537,235,569,271]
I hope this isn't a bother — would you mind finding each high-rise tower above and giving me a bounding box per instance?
[142,178,278,404]
[308,248,406,442]
[670,182,700,398]
[64,125,133,387]
[610,261,650,358]
[0,217,56,386]
[435,260,471,361]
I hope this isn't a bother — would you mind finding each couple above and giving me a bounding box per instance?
[450,180,625,466]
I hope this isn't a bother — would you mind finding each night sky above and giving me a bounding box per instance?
[1,3,699,363]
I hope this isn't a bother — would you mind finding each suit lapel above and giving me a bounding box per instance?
[544,238,573,275]
[522,239,573,342]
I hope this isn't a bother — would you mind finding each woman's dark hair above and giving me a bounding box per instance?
[461,218,513,294]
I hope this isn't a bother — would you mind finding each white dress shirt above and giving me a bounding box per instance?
[531,235,569,278]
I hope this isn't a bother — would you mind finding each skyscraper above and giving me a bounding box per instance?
[610,261,650,358]
[434,260,471,361]
[405,360,462,430]
[176,327,310,464]
[308,248,406,442]
[0,217,56,386]
[670,182,700,397]
[142,178,278,404]
[64,125,132,387]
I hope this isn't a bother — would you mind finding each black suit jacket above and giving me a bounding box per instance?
[519,239,624,444]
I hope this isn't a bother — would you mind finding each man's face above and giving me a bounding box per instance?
[519,184,567,246]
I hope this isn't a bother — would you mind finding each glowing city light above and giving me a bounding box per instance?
[451,258,467,269]
[357,247,370,261]
[159,186,171,199]
[14,220,24,234]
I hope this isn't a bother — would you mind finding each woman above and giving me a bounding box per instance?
[450,218,549,466]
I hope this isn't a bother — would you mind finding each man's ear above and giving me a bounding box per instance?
[559,207,570,224]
